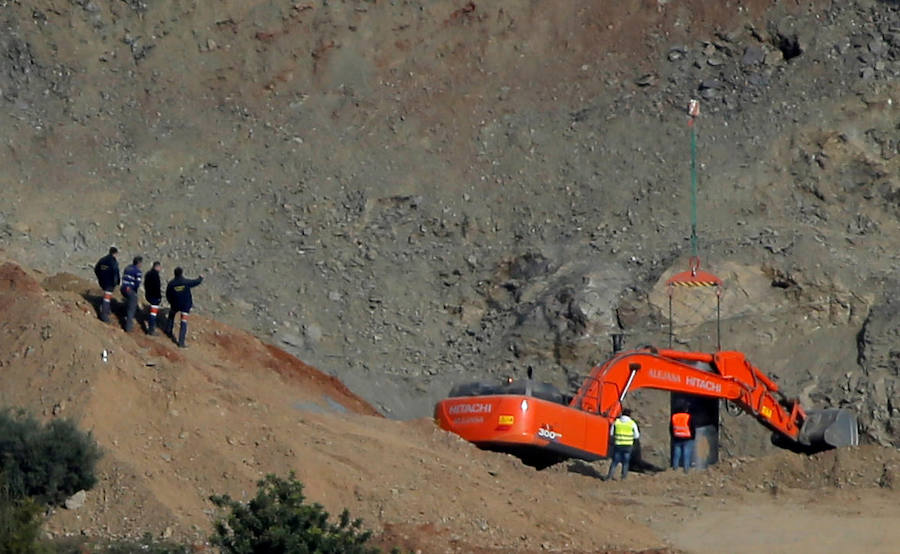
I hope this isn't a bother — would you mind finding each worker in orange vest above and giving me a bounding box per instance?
[670,401,696,473]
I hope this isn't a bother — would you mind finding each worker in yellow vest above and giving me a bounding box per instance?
[605,408,640,481]
[670,401,696,472]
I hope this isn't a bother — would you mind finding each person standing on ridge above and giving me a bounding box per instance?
[605,408,640,481]
[144,261,163,335]
[670,401,696,473]
[165,267,203,348]
[120,256,143,332]
[93,246,120,322]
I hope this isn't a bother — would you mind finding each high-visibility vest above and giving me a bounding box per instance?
[613,418,636,446]
[671,412,691,438]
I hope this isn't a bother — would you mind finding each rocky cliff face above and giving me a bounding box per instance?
[1,1,897,453]
[854,283,900,445]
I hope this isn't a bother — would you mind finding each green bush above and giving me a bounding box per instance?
[0,491,52,554]
[0,409,102,506]
[210,473,379,554]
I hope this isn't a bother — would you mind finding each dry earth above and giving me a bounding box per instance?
[1,0,897,441]
[0,0,899,551]
[0,259,657,552]
[1,259,898,553]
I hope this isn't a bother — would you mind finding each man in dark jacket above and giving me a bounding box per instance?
[144,261,163,335]
[120,256,143,332]
[93,247,120,322]
[165,267,203,347]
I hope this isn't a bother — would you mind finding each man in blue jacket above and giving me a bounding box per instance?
[165,267,203,347]
[120,256,143,332]
[93,247,120,322]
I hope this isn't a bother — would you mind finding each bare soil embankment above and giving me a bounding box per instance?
[1,257,898,553]
[2,1,897,443]
[0,259,660,552]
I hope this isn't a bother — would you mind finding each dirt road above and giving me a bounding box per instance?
[660,491,899,554]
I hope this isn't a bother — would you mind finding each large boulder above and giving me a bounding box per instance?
[854,283,900,446]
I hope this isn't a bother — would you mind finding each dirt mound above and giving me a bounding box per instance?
[740,445,898,489]
[0,258,663,552]
[5,0,898,434]
[2,257,899,553]
[0,262,43,294]
[2,0,900,550]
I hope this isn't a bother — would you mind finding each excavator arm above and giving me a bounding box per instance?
[571,347,806,441]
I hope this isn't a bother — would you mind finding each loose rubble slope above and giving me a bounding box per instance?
[0,258,664,552]
[2,257,899,553]
[1,2,897,446]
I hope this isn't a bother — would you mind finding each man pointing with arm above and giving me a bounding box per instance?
[165,267,203,348]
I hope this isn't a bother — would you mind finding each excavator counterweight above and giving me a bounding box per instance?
[434,347,858,466]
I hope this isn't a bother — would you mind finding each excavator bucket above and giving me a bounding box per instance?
[799,409,859,449]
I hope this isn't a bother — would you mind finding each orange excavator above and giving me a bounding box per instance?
[438,102,858,465]
[434,346,858,465]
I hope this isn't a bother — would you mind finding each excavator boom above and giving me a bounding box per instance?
[434,347,858,465]
[572,348,807,441]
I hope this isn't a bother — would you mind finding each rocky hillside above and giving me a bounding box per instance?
[1,258,898,553]
[0,259,655,552]
[0,0,897,457]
